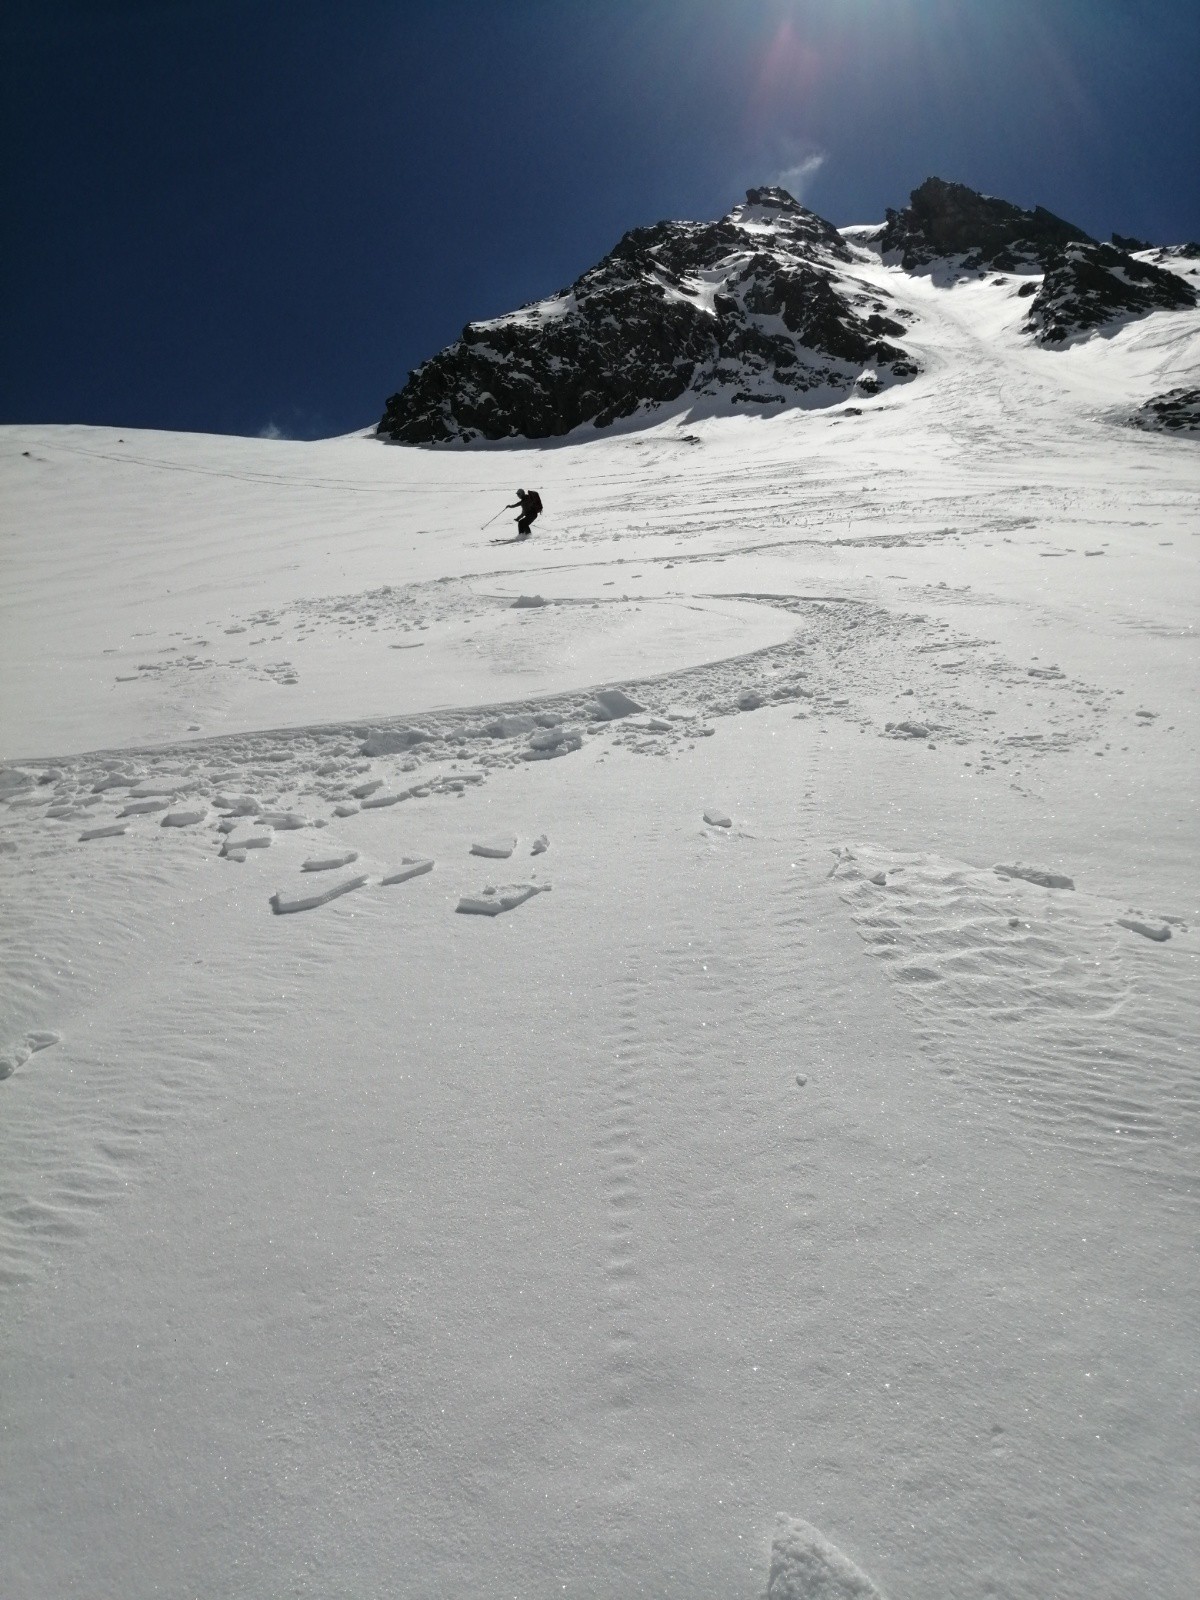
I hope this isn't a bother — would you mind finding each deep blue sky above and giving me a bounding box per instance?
[3,0,1197,438]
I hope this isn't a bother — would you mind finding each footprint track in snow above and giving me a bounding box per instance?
[2,583,1113,873]
[597,967,647,1416]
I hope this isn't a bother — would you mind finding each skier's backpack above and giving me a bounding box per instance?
[526,490,543,515]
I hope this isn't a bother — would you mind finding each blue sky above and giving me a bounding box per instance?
[3,0,1197,439]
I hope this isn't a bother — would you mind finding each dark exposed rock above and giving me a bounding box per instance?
[880,176,1196,345]
[1149,242,1200,265]
[1130,388,1200,435]
[378,189,920,444]
[377,177,1199,444]
[881,176,1092,271]
[1027,241,1196,345]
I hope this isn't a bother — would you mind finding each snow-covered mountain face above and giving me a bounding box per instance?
[883,177,1197,348]
[378,186,920,444]
[378,177,1198,444]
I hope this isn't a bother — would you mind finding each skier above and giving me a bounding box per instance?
[509,488,543,539]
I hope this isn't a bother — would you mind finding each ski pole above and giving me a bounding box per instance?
[481,506,509,531]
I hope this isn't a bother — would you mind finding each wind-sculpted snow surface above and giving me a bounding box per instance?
[378,186,919,442]
[3,235,1199,1599]
[833,846,1195,1199]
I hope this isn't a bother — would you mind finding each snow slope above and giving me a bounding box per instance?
[1,249,1198,1599]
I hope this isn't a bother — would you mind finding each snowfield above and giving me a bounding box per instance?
[2,246,1198,1599]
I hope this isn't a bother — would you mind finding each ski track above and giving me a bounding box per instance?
[2,584,1118,848]
[599,963,647,1547]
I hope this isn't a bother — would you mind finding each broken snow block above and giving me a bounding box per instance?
[994,864,1074,890]
[161,808,206,827]
[1116,917,1170,942]
[221,833,270,857]
[270,873,368,914]
[360,726,429,756]
[455,882,550,917]
[591,687,645,720]
[381,857,434,885]
[470,834,516,860]
[80,822,128,841]
[261,811,309,830]
[302,851,359,872]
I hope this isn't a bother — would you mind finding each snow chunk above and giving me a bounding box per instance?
[161,808,206,828]
[0,767,35,799]
[270,874,368,915]
[590,687,645,720]
[129,778,186,798]
[471,834,516,859]
[360,726,429,756]
[381,857,434,885]
[1116,917,1171,942]
[302,851,359,873]
[523,725,582,760]
[476,713,539,738]
[767,1515,888,1599]
[221,833,270,857]
[994,864,1075,891]
[214,794,261,816]
[703,808,732,828]
[456,882,551,917]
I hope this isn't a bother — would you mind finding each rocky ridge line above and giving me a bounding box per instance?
[379,177,1198,442]
[882,176,1196,346]
[378,186,919,444]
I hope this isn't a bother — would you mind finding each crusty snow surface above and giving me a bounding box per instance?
[2,248,1198,1599]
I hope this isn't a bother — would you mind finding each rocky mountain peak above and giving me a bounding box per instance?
[376,179,1198,445]
[743,184,799,210]
[378,189,917,444]
[882,176,1094,270]
[879,175,1196,347]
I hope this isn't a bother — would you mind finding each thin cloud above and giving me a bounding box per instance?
[774,151,826,201]
[258,420,286,440]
